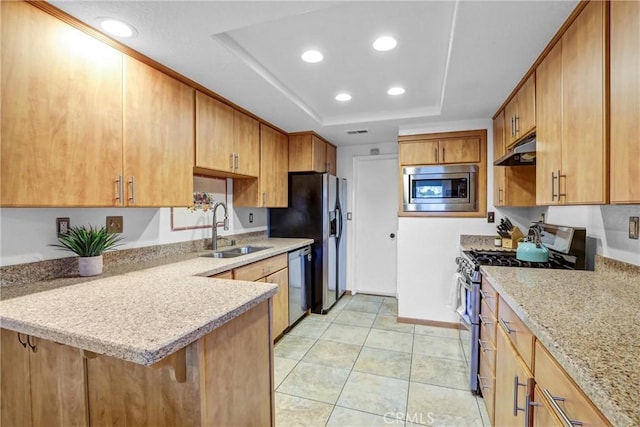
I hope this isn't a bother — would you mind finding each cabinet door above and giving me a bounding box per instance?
[494,327,534,427]
[517,74,536,137]
[504,97,519,145]
[196,92,235,173]
[326,144,337,175]
[536,41,563,205]
[399,140,439,165]
[311,136,327,172]
[439,138,480,164]
[493,113,506,207]
[234,111,259,177]
[261,125,289,207]
[266,268,289,339]
[610,0,640,204]
[561,0,607,204]
[1,1,123,207]
[29,337,88,426]
[1,329,32,427]
[124,57,194,206]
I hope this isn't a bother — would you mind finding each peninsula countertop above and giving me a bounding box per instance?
[0,238,313,366]
[481,260,640,427]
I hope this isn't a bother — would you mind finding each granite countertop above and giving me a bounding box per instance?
[0,238,313,366]
[481,261,640,427]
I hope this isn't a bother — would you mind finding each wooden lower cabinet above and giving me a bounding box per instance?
[0,329,88,427]
[494,326,534,427]
[1,301,273,427]
[266,267,289,339]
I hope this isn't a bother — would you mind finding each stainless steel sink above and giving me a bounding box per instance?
[200,246,272,259]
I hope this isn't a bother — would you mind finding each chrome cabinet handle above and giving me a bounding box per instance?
[479,340,493,354]
[477,374,491,391]
[498,187,503,204]
[499,317,515,334]
[262,192,266,207]
[515,115,520,135]
[128,176,136,205]
[551,171,557,201]
[557,170,567,200]
[542,389,584,427]
[442,147,446,163]
[229,153,234,171]
[434,147,438,163]
[27,336,37,353]
[525,393,540,427]
[479,290,493,301]
[115,176,124,205]
[511,116,515,137]
[235,153,239,171]
[17,333,28,348]
[479,314,494,325]
[513,375,527,416]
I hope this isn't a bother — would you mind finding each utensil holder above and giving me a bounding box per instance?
[502,227,525,249]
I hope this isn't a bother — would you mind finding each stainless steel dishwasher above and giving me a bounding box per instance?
[288,246,312,327]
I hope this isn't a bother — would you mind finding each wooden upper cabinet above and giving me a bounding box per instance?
[505,74,536,146]
[561,0,607,204]
[493,112,507,207]
[535,0,607,206]
[123,57,194,207]
[326,144,337,175]
[196,92,235,173]
[234,111,260,177]
[195,92,259,178]
[536,41,563,206]
[398,140,439,165]
[610,0,640,204]
[398,137,480,165]
[0,1,123,207]
[234,124,288,208]
[289,133,335,173]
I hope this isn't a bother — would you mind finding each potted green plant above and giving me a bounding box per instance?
[52,225,123,276]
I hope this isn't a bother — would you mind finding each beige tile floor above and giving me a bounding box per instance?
[274,293,490,427]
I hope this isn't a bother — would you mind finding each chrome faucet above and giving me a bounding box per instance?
[211,202,229,251]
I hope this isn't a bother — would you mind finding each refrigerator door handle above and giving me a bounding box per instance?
[335,205,343,241]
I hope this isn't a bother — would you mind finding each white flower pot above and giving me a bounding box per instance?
[78,255,103,277]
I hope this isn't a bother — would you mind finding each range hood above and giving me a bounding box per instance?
[494,134,536,166]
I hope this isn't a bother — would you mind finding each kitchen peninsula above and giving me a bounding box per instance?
[0,238,311,426]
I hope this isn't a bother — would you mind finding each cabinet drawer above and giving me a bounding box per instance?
[480,277,498,315]
[479,298,497,347]
[534,342,611,427]
[478,349,495,426]
[233,254,287,281]
[497,297,534,370]
[479,314,497,369]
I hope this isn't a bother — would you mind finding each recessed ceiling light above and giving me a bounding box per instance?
[335,93,352,102]
[387,86,406,96]
[301,50,323,63]
[373,36,397,52]
[100,18,136,38]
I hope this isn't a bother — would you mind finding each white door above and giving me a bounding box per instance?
[353,155,398,296]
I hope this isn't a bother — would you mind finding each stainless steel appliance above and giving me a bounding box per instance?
[402,164,477,212]
[456,223,586,395]
[288,245,312,327]
[269,173,347,314]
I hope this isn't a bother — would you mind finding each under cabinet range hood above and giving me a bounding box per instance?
[494,134,536,166]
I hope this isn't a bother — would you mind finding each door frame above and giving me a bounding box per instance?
[351,154,398,297]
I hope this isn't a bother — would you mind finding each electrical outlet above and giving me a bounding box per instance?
[106,216,123,233]
[630,216,639,240]
[487,211,495,223]
[56,217,70,235]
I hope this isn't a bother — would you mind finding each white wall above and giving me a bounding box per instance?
[0,179,267,267]
[530,205,640,267]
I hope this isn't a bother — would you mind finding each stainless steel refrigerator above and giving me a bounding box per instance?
[269,173,347,314]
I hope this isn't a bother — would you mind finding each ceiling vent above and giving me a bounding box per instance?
[346,129,369,135]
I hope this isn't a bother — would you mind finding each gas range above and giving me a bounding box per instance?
[463,249,575,270]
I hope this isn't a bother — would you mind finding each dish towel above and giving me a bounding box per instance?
[449,272,466,316]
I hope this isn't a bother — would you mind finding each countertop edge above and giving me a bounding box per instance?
[480,267,634,427]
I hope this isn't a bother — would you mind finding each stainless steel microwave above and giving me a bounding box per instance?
[402,165,478,212]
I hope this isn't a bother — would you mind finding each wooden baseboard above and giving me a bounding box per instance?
[397,317,462,330]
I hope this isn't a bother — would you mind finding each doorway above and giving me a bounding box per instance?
[352,154,398,296]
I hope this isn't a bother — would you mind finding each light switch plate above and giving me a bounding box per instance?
[630,216,639,240]
[487,211,495,223]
